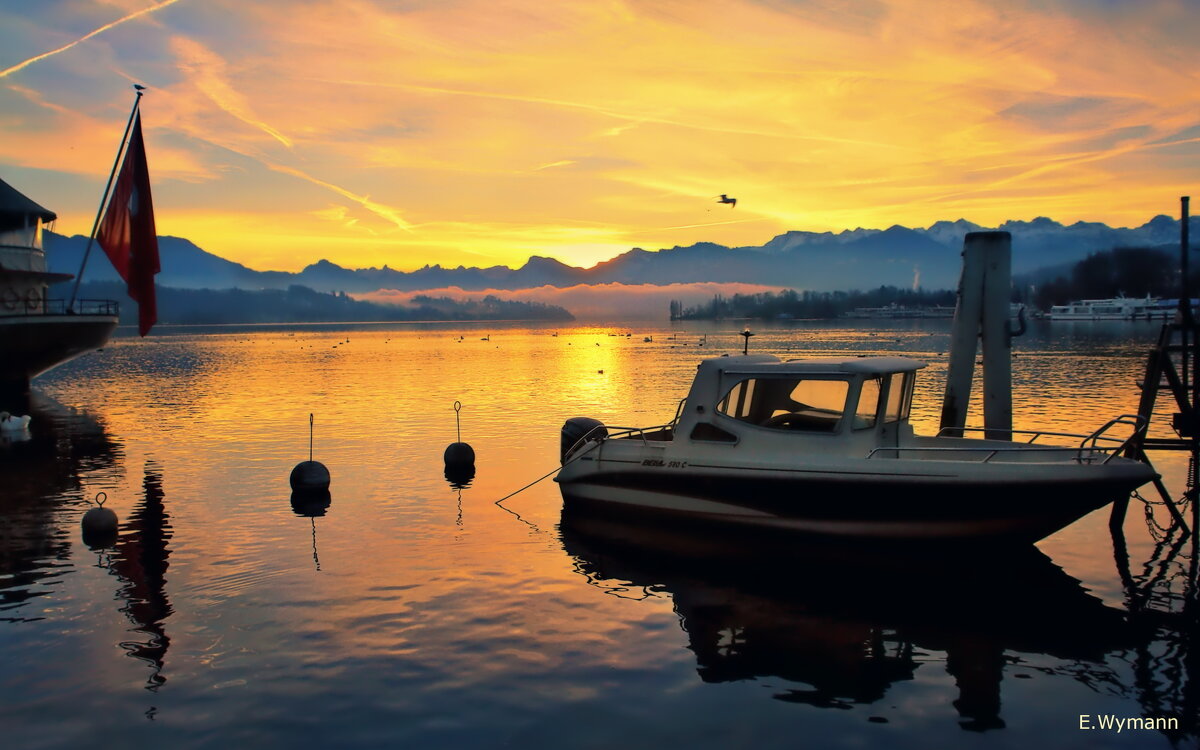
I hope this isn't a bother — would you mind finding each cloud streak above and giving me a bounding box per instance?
[0,0,186,79]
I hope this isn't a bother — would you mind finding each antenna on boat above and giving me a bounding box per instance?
[69,85,145,310]
[740,329,754,355]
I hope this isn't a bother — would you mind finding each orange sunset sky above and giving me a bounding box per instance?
[1,0,1197,273]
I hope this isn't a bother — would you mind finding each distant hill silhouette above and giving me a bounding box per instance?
[45,214,1199,294]
[58,281,574,325]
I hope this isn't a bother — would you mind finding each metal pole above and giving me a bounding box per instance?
[1180,198,1190,422]
[1179,197,1191,425]
[1182,196,1191,322]
[69,87,144,309]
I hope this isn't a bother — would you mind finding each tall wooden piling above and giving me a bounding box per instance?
[940,238,985,435]
[979,232,1014,439]
[941,231,1013,438]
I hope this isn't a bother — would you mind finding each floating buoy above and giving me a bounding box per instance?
[81,491,118,549]
[444,401,475,471]
[291,413,330,494]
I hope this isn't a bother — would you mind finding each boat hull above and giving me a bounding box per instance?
[557,455,1153,545]
[0,314,117,390]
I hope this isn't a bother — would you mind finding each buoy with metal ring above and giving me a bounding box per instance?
[81,492,119,549]
[291,413,331,494]
[444,401,475,471]
[24,288,41,311]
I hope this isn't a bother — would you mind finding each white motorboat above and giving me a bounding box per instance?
[555,355,1157,544]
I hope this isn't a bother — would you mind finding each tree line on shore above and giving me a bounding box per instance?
[672,246,1191,320]
[670,287,957,321]
[60,281,574,324]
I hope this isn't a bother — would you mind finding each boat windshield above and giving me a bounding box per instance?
[717,377,849,432]
[856,377,881,429]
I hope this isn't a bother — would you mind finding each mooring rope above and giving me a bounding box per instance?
[493,439,602,508]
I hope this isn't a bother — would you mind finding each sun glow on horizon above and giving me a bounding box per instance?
[1,0,1197,272]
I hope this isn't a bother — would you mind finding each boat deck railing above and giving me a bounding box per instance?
[0,298,119,318]
[868,415,1147,465]
[873,415,1142,463]
[562,422,674,462]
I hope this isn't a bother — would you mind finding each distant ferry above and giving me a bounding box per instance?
[843,303,1024,320]
[1044,296,1188,321]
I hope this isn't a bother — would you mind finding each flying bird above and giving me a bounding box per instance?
[716,194,737,208]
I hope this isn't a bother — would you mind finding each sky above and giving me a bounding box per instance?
[0,0,1197,274]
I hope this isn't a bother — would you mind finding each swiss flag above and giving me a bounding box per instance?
[97,112,159,336]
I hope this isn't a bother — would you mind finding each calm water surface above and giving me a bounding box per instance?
[2,319,1196,749]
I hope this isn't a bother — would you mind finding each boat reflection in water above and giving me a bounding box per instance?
[0,394,120,619]
[559,503,1136,732]
[0,399,174,695]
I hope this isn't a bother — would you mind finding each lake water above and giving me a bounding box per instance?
[2,319,1196,749]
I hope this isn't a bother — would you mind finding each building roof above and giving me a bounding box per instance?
[0,176,57,223]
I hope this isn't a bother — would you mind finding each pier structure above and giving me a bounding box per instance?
[1123,197,1199,537]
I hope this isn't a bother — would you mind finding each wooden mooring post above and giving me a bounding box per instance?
[941,231,1014,439]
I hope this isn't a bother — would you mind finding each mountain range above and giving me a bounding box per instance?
[44,215,1199,294]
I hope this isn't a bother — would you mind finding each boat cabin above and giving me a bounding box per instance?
[673,355,926,452]
[0,177,72,316]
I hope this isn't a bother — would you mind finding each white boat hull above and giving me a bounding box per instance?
[556,443,1155,544]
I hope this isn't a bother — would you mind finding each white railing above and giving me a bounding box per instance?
[868,415,1147,465]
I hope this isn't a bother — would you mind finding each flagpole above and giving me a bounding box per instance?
[69,85,144,310]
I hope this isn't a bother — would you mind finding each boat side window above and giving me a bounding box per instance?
[883,373,911,423]
[717,377,849,432]
[855,376,882,429]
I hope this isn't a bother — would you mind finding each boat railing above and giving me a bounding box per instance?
[601,424,675,446]
[563,422,674,462]
[872,415,1147,464]
[669,397,687,428]
[0,298,119,317]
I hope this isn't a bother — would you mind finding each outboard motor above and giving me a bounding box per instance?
[561,417,607,464]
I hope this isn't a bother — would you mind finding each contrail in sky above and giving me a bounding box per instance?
[269,163,413,232]
[0,0,185,79]
[656,218,771,231]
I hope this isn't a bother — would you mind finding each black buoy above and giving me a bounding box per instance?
[444,401,475,471]
[291,413,330,494]
[81,491,119,549]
